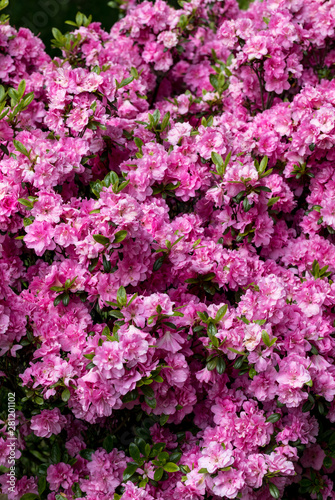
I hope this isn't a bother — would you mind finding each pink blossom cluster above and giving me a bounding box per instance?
[2,0,335,499]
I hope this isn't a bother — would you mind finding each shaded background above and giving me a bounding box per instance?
[7,0,252,54]
[7,0,121,53]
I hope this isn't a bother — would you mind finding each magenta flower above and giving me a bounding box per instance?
[30,408,67,438]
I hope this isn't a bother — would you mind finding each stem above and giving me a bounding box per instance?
[252,65,265,112]
[150,73,164,108]
[266,91,275,110]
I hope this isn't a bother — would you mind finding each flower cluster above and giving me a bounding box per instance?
[1,0,335,499]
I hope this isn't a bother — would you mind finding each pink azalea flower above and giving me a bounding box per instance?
[30,408,67,438]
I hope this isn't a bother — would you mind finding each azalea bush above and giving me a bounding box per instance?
[2,0,335,498]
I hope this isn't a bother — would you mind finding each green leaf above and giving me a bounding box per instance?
[0,143,8,156]
[62,293,70,307]
[116,179,130,193]
[262,330,271,347]
[258,186,272,192]
[227,347,245,355]
[83,352,95,359]
[61,388,70,402]
[154,467,164,481]
[211,151,224,176]
[209,74,219,91]
[323,456,333,469]
[163,462,180,472]
[208,322,217,337]
[233,356,245,369]
[17,79,26,99]
[50,442,61,464]
[123,463,139,481]
[207,116,214,127]
[117,286,127,307]
[134,136,143,149]
[144,395,156,409]
[152,109,161,125]
[234,190,246,203]
[104,171,118,188]
[207,324,219,347]
[113,230,128,243]
[102,254,111,273]
[20,495,39,500]
[153,256,165,271]
[178,13,188,29]
[90,180,103,198]
[76,11,84,26]
[18,198,34,209]
[30,450,47,462]
[203,272,216,281]
[88,257,99,272]
[130,67,139,79]
[243,197,252,212]
[160,414,169,426]
[23,217,34,227]
[72,482,84,498]
[239,315,250,325]
[267,196,280,207]
[0,0,9,11]
[129,443,141,463]
[312,259,319,278]
[79,448,94,461]
[103,435,116,453]
[259,168,273,178]
[169,451,182,463]
[102,325,110,336]
[65,20,78,27]
[266,413,281,423]
[172,311,184,317]
[109,310,124,319]
[93,234,110,246]
[197,311,209,322]
[117,76,135,89]
[224,151,232,170]
[216,358,226,374]
[122,389,138,403]
[258,156,268,173]
[22,92,35,108]
[38,475,46,496]
[302,400,313,413]
[52,27,64,42]
[13,140,29,157]
[161,111,170,131]
[158,451,169,463]
[206,357,218,371]
[249,367,257,379]
[53,294,63,307]
[165,181,180,191]
[0,85,5,102]
[141,385,154,398]
[50,285,64,292]
[268,482,280,499]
